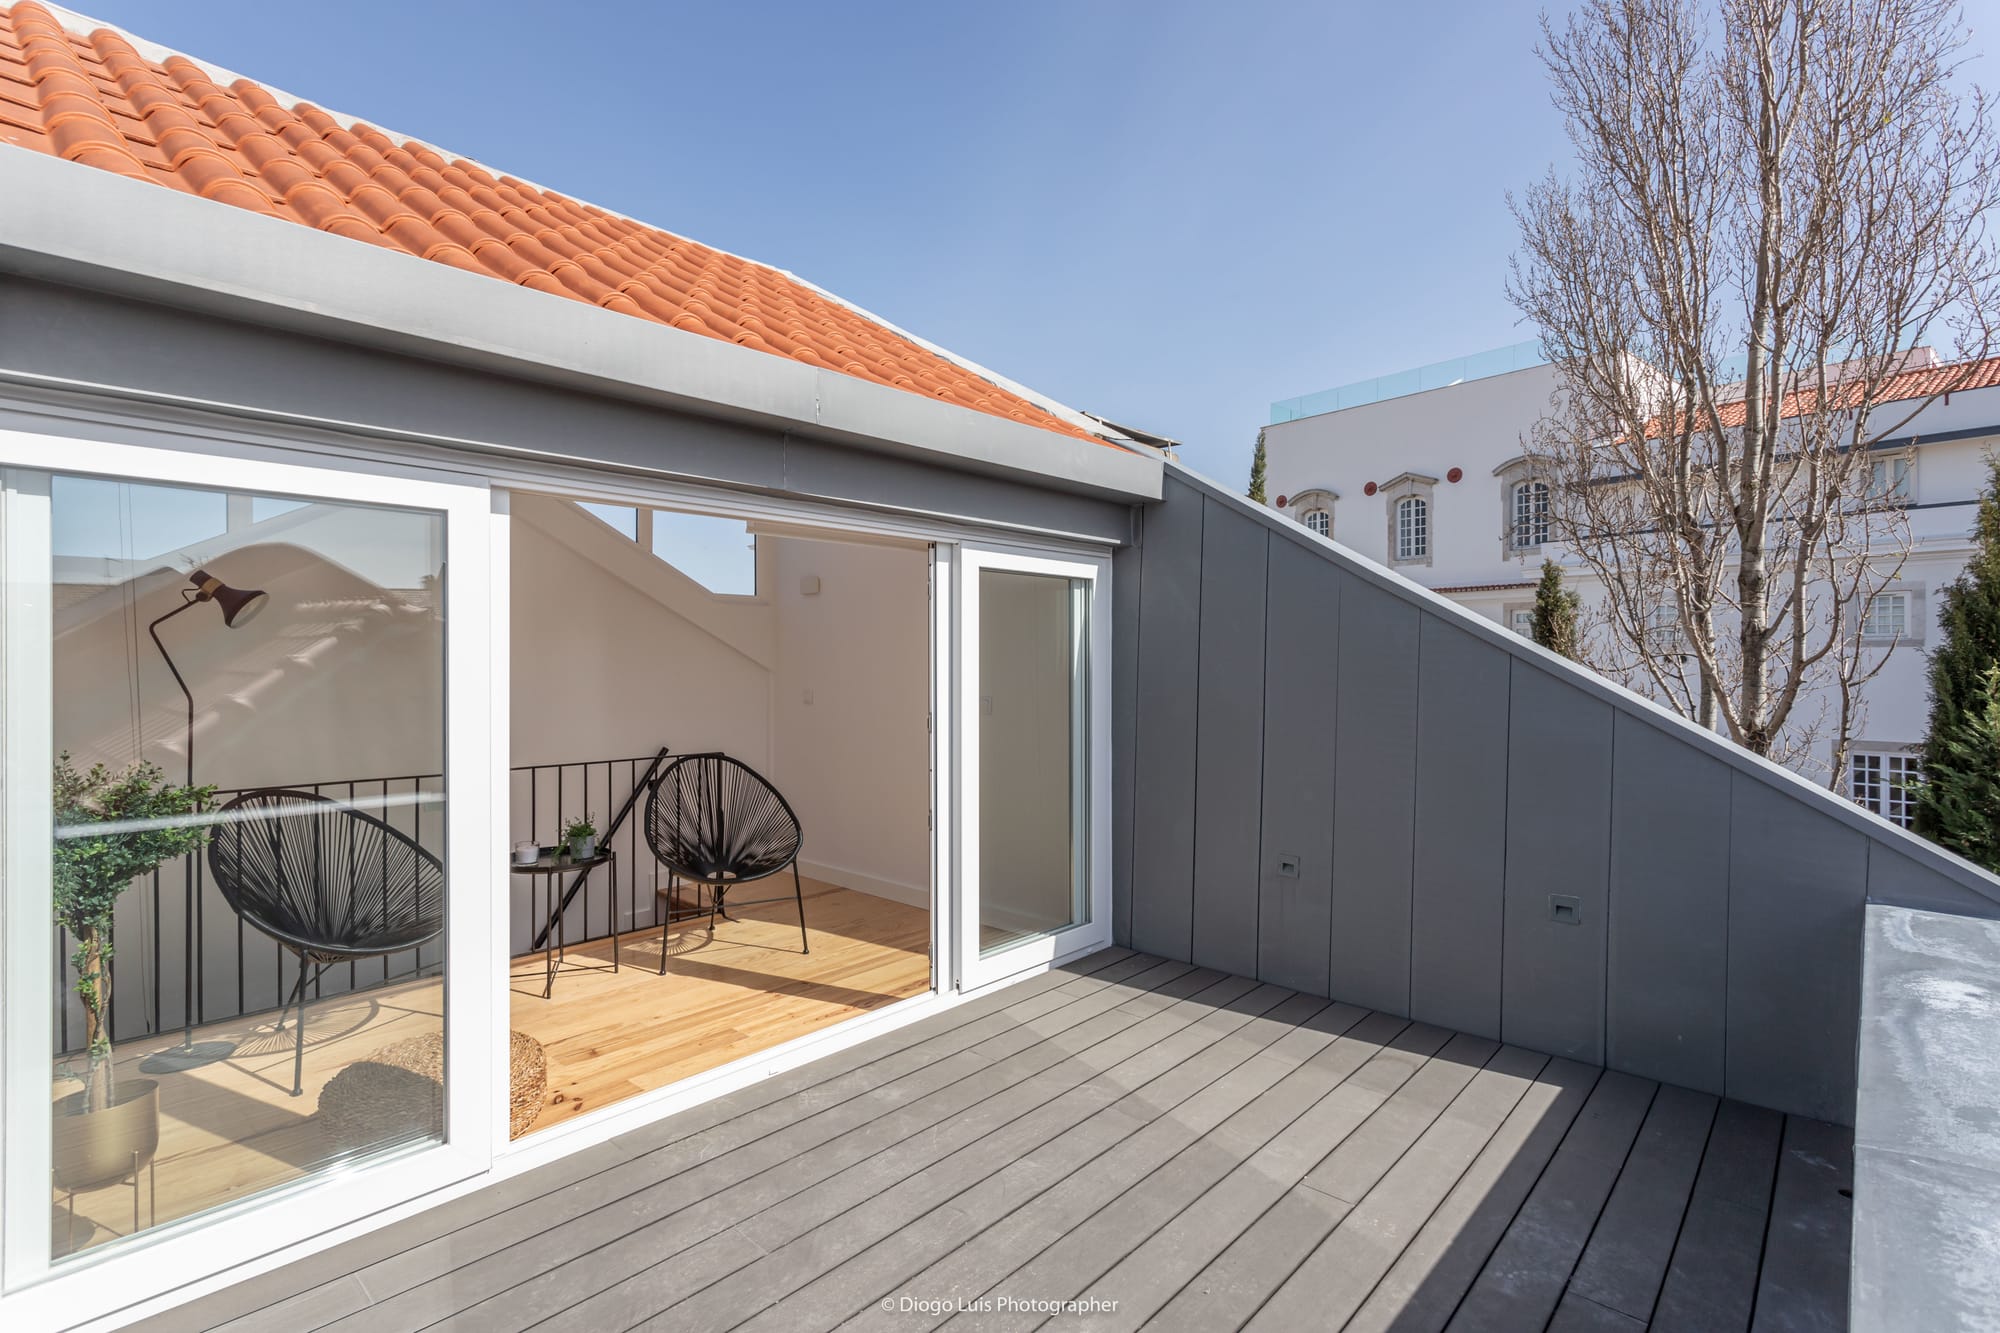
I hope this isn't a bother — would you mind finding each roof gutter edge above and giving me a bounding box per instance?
[0,148,1163,504]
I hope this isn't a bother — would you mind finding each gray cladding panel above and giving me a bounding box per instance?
[1867,844,2000,920]
[1328,574,1419,1014]
[1409,615,1511,1039]
[1726,775,1866,1122]
[1128,476,1205,959]
[1256,538,1339,995]
[1607,714,1730,1094]
[1190,499,1268,977]
[1502,663,1612,1064]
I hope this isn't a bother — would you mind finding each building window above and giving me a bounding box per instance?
[1511,480,1550,550]
[1396,496,1429,561]
[1508,606,1534,638]
[1285,488,1339,540]
[1851,750,1921,829]
[1865,453,1913,504]
[1379,472,1436,567]
[1645,605,1682,655]
[1859,588,1924,645]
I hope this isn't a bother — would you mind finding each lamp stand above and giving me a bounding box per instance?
[138,594,236,1074]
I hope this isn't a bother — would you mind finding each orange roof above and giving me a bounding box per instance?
[0,2,1108,447]
[1650,352,2000,437]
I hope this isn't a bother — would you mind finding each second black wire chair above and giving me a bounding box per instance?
[643,752,808,968]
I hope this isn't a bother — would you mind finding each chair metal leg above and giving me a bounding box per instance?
[709,882,720,935]
[659,872,674,975]
[793,862,809,955]
[284,963,311,1097]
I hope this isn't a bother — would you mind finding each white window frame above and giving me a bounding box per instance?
[1395,495,1429,562]
[1860,583,1925,647]
[1493,454,1554,559]
[950,543,1113,994]
[1510,479,1550,551]
[1303,509,1330,537]
[1849,746,1922,830]
[0,428,499,1326]
[1863,450,1914,506]
[1379,473,1436,568]
[1504,603,1535,638]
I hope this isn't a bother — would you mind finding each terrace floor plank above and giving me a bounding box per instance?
[125,950,1853,1333]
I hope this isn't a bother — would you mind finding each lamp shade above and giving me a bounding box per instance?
[189,569,270,628]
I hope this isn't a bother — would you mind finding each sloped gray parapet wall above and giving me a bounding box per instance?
[1852,905,2000,1332]
[1113,462,2000,1127]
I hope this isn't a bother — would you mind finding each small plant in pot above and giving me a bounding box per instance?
[52,755,214,1194]
[563,814,598,860]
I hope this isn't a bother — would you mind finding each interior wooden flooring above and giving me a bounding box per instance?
[51,880,930,1259]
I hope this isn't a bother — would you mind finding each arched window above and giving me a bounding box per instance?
[1302,509,1330,538]
[1396,496,1428,561]
[1511,480,1549,550]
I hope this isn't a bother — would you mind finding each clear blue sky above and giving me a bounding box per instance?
[75,1,2000,482]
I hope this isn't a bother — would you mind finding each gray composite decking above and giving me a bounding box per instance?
[132,949,1854,1333]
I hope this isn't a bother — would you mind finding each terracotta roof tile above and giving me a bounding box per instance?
[0,2,1108,447]
[1649,353,2000,437]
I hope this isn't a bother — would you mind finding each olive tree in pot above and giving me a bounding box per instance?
[52,754,214,1193]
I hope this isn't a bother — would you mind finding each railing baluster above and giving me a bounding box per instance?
[55,754,667,1054]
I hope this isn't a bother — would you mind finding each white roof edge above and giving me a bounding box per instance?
[34,3,1128,451]
[0,148,1162,502]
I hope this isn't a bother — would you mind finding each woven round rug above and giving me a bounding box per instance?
[318,1030,547,1151]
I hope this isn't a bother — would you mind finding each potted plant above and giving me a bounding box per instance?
[52,755,214,1194]
[563,814,598,860]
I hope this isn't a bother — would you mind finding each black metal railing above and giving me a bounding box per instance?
[508,748,673,956]
[54,749,672,1057]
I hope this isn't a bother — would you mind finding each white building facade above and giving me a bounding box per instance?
[1260,343,2000,824]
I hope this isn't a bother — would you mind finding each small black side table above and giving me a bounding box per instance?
[512,850,619,998]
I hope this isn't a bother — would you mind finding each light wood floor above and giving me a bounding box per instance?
[511,880,931,1131]
[51,879,929,1259]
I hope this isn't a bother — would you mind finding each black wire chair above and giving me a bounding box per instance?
[644,753,808,967]
[207,788,445,1096]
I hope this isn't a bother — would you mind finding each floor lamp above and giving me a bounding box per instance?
[138,568,269,1075]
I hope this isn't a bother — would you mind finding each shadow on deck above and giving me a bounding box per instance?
[131,948,1852,1333]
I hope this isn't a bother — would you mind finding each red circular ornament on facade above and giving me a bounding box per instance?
[1275,494,1288,508]
[1447,467,1464,483]
[1363,481,1378,496]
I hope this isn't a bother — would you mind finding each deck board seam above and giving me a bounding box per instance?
[312,955,1202,1328]
[489,975,1295,1331]
[1237,1038,1513,1327]
[1435,1065,1609,1331]
[649,984,1313,1330]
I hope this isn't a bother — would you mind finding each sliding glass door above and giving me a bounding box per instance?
[951,545,1111,991]
[0,431,495,1314]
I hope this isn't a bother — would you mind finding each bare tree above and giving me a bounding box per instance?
[1509,0,2000,777]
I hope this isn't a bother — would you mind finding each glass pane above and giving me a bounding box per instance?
[651,510,757,596]
[578,502,637,538]
[977,568,1088,956]
[47,474,446,1261]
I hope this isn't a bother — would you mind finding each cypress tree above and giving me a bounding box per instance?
[1917,455,2000,866]
[1532,558,1582,660]
[1248,429,1268,505]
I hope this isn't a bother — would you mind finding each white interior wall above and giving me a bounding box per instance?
[770,535,931,904]
[507,506,771,774]
[510,500,930,908]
